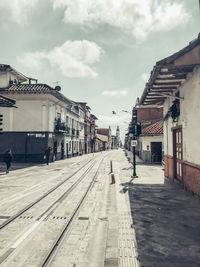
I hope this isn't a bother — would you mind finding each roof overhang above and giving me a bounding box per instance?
[139,33,200,105]
[140,64,198,105]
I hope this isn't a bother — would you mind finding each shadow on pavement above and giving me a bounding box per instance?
[127,181,200,267]
[0,163,42,173]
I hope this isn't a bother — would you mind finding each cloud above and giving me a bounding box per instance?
[52,0,190,40]
[102,90,128,96]
[97,113,131,138]
[18,40,104,78]
[0,0,39,24]
[98,113,130,126]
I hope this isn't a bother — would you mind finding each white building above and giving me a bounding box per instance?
[137,120,163,162]
[139,33,200,196]
[0,64,83,162]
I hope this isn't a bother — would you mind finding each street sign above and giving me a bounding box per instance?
[131,140,137,147]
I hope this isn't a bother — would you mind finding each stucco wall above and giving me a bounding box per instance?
[1,100,47,132]
[140,135,163,151]
[163,67,200,166]
[163,100,174,157]
[139,135,163,162]
[181,67,200,165]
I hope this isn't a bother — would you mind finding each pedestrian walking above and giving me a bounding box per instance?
[3,149,13,174]
[44,146,52,165]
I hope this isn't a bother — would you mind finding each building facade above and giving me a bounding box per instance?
[97,127,112,150]
[139,33,200,196]
[0,65,99,162]
[124,106,163,163]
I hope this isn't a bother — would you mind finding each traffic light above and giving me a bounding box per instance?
[132,108,137,124]
[0,114,3,132]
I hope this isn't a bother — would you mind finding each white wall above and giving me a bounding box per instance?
[181,67,200,165]
[163,99,174,157]
[140,135,163,151]
[2,99,47,131]
[163,67,200,165]
[1,92,84,156]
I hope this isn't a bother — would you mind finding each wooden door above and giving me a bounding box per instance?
[173,128,183,181]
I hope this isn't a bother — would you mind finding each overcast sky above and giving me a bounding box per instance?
[0,0,199,139]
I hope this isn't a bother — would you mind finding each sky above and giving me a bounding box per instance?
[0,0,199,140]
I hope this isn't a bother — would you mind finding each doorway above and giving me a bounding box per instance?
[173,127,183,181]
[151,142,162,162]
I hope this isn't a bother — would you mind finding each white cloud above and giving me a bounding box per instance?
[102,90,128,96]
[52,0,190,40]
[18,40,104,78]
[0,0,39,24]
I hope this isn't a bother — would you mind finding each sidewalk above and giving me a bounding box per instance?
[113,149,200,267]
[125,150,147,164]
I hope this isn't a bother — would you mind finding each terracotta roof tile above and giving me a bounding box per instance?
[0,84,73,105]
[142,119,163,135]
[0,84,53,93]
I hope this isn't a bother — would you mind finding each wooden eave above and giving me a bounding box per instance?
[141,63,199,105]
[139,33,200,105]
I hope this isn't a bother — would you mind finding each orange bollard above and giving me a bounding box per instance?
[111,173,115,184]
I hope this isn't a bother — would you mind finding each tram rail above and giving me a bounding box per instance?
[0,156,97,230]
[40,155,106,267]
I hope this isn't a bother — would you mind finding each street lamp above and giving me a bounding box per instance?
[131,108,138,178]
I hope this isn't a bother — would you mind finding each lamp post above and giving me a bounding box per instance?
[131,107,138,178]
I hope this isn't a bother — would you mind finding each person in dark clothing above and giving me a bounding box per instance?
[44,147,52,165]
[3,149,13,174]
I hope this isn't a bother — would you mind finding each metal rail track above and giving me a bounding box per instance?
[0,156,97,230]
[40,156,106,267]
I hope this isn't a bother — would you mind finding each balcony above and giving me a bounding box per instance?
[54,118,67,132]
